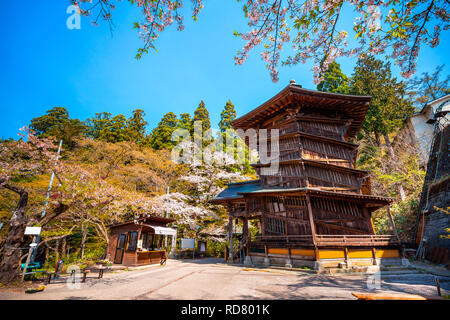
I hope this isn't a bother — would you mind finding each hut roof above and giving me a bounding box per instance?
[107,215,175,229]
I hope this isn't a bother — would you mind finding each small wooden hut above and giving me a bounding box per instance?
[212,80,402,269]
[107,216,177,267]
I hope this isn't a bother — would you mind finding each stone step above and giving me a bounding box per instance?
[318,265,420,275]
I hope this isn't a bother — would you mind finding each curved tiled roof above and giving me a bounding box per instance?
[232,82,371,139]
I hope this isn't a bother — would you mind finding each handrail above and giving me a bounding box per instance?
[315,235,394,238]
[249,234,399,244]
[250,235,313,243]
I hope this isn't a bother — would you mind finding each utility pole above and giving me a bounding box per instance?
[164,186,170,248]
[25,140,63,275]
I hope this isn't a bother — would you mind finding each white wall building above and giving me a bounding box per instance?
[404,94,450,165]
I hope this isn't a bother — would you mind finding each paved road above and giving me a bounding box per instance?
[0,258,447,300]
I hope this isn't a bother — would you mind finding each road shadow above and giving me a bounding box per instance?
[175,257,227,265]
[234,273,445,300]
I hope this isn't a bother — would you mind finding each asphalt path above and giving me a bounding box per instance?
[0,258,447,300]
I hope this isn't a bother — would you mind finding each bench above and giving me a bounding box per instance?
[46,269,91,284]
[95,266,107,279]
[45,260,91,284]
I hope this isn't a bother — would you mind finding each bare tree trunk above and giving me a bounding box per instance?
[45,244,49,263]
[55,239,60,264]
[0,187,28,284]
[93,221,109,248]
[383,133,406,201]
[80,225,87,259]
[61,237,66,259]
[374,131,382,150]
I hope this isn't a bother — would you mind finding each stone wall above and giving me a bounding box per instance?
[416,124,450,264]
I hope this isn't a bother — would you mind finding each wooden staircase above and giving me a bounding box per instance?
[228,238,247,263]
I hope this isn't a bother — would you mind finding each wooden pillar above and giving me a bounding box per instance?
[228,216,233,261]
[244,201,249,243]
[372,247,377,265]
[242,218,249,254]
[261,197,267,240]
[169,230,177,258]
[363,206,375,235]
[306,195,319,260]
[386,206,400,241]
[137,225,143,247]
[344,247,349,264]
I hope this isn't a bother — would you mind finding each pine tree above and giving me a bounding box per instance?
[350,55,414,145]
[86,112,112,139]
[193,100,212,144]
[219,100,236,132]
[193,100,211,132]
[150,112,179,150]
[178,113,193,132]
[128,109,148,143]
[317,61,350,94]
[30,107,86,148]
[98,114,130,143]
[350,54,415,200]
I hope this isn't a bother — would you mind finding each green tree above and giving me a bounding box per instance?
[193,100,212,144]
[86,112,112,139]
[317,61,350,94]
[150,112,179,150]
[178,113,193,133]
[98,114,130,143]
[128,109,148,143]
[350,55,414,148]
[351,54,415,200]
[30,107,86,148]
[218,100,236,132]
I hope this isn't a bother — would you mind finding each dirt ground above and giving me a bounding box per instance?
[0,258,448,300]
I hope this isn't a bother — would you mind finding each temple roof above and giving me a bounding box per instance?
[211,181,391,207]
[263,131,359,149]
[239,187,393,206]
[232,81,371,138]
[211,180,263,203]
[252,159,368,176]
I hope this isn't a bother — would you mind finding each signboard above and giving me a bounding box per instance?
[180,238,195,249]
[24,227,42,235]
[233,225,243,234]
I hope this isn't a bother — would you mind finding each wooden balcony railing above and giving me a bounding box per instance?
[315,235,399,246]
[249,234,399,247]
[250,235,313,244]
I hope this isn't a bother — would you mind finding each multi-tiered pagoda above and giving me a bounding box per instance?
[212,80,402,270]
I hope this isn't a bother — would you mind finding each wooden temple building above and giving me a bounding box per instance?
[212,80,403,269]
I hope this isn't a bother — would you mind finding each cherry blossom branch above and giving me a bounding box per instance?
[406,0,435,73]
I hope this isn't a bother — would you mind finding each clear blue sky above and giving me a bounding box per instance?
[0,1,449,139]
